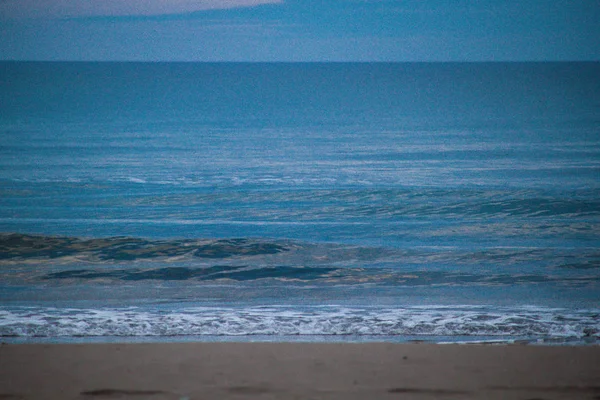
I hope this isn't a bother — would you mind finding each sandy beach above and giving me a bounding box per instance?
[1,343,599,399]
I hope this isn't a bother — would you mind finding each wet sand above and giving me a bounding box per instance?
[1,343,599,399]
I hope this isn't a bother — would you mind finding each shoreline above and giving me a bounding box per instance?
[1,342,599,399]
[2,335,598,346]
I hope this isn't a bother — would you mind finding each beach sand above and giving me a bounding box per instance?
[1,342,599,399]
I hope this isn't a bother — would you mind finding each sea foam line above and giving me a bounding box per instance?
[1,305,598,339]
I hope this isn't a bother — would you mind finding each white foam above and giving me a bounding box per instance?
[126,177,147,184]
[0,305,598,339]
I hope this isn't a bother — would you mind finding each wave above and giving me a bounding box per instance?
[0,234,290,261]
[3,185,599,220]
[2,234,599,288]
[35,266,600,287]
[42,266,338,282]
[1,305,598,340]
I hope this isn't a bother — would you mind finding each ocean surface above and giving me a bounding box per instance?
[1,62,599,344]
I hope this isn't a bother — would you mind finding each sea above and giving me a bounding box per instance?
[1,61,599,344]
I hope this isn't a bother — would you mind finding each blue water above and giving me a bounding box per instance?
[1,62,599,343]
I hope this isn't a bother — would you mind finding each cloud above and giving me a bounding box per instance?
[0,0,282,19]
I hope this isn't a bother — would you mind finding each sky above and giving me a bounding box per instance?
[1,0,599,62]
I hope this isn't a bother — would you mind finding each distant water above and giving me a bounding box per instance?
[1,62,599,344]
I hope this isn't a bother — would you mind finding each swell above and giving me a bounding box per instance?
[0,234,289,261]
[2,233,599,289]
[2,232,599,270]
[2,186,599,220]
[38,265,600,286]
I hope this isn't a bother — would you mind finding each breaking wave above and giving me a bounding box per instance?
[1,305,598,340]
